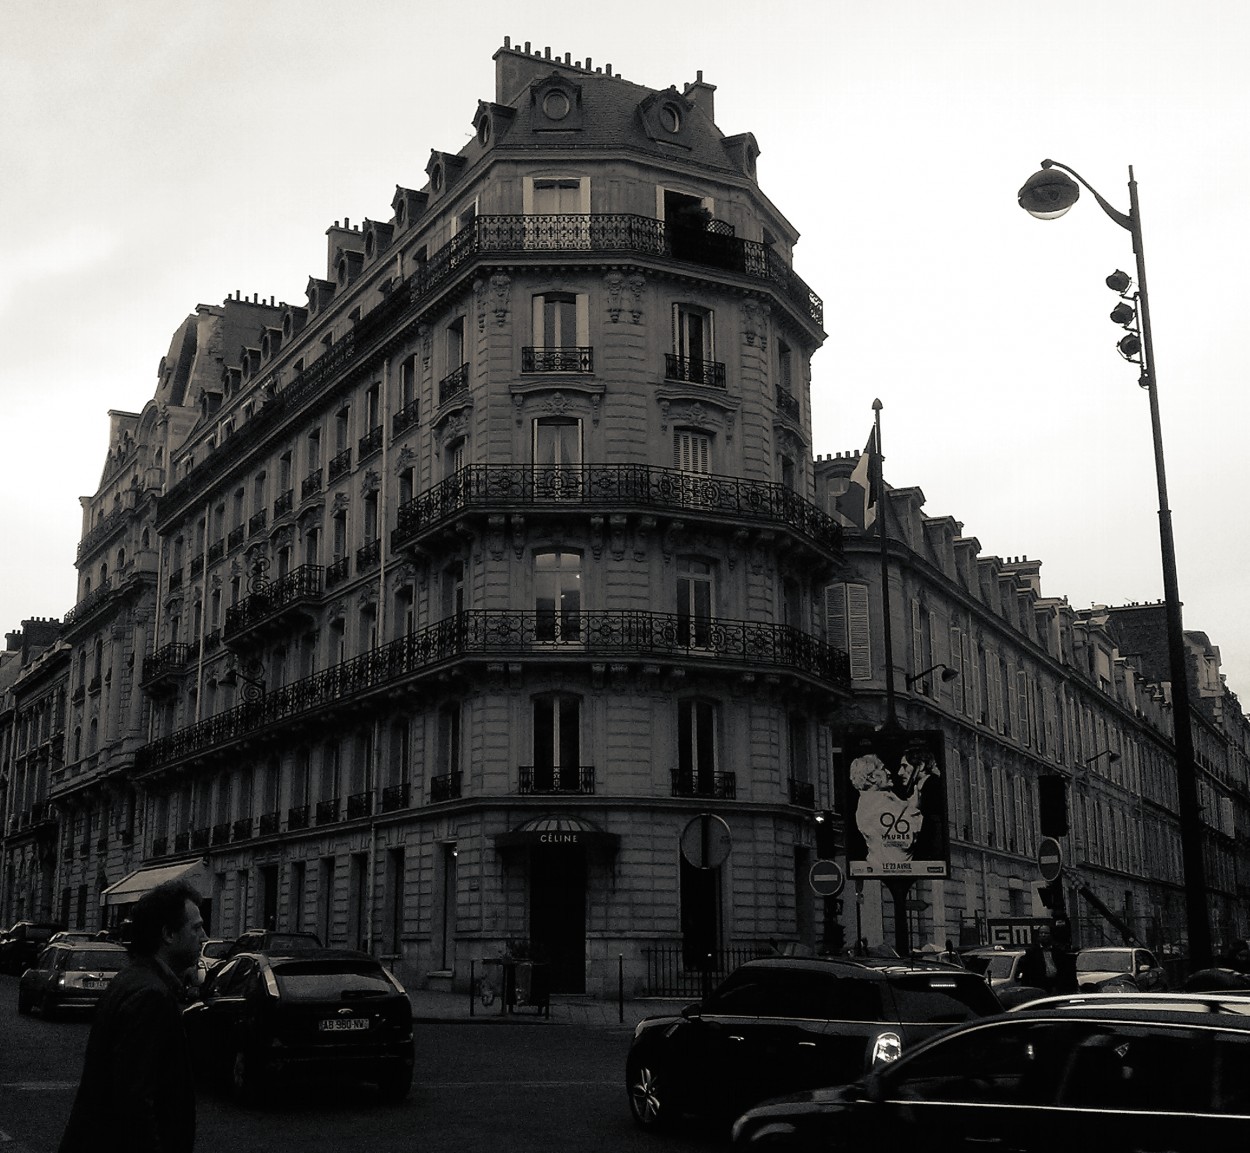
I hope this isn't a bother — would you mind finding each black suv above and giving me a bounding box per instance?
[184,949,414,1103]
[0,921,66,975]
[626,956,1002,1130]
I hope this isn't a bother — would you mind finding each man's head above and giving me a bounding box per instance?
[129,880,206,973]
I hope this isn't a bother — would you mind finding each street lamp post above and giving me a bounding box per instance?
[1018,159,1213,970]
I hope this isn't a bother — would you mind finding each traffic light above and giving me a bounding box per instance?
[1038,775,1068,838]
[814,810,839,857]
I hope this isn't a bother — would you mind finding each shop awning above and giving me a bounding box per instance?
[495,814,619,853]
[100,859,212,907]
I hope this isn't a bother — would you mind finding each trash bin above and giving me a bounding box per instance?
[514,961,549,1014]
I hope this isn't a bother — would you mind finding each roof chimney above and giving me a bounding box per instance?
[683,70,716,123]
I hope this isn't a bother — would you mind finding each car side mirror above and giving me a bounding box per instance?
[680,1002,702,1019]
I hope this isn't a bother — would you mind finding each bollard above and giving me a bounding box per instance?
[618,953,624,1023]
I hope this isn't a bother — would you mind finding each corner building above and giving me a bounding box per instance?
[134,43,848,995]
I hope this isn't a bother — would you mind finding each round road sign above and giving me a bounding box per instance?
[680,813,732,870]
[1037,836,1063,883]
[809,859,844,897]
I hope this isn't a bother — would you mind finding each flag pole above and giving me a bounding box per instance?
[873,399,898,729]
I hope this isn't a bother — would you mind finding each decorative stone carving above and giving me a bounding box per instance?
[333,491,352,513]
[474,278,488,332]
[490,273,510,326]
[487,515,506,560]
[635,515,655,562]
[742,299,762,346]
[419,324,431,370]
[609,514,627,560]
[541,391,570,417]
[589,515,604,559]
[511,515,526,559]
[361,469,380,495]
[604,271,624,322]
[396,445,419,471]
[627,274,645,324]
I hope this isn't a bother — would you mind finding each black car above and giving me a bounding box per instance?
[17,941,130,1017]
[183,949,414,1103]
[0,921,66,974]
[626,955,1001,1130]
[731,1002,1250,1150]
[221,928,323,961]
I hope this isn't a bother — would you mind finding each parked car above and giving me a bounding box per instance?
[222,928,323,960]
[183,949,414,1103]
[626,955,1002,1130]
[189,938,234,989]
[961,945,1052,1008]
[1016,990,1250,1016]
[17,941,129,1017]
[731,1001,1250,1149]
[0,921,66,974]
[1075,945,1168,992]
[46,930,99,946]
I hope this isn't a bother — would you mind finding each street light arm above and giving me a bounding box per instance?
[1040,159,1132,232]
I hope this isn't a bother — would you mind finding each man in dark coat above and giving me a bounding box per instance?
[60,879,206,1153]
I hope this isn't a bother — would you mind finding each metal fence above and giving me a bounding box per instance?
[641,943,770,998]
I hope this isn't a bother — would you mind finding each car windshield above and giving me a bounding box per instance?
[1078,950,1132,973]
[68,949,127,972]
[889,974,1002,1022]
[271,960,394,1001]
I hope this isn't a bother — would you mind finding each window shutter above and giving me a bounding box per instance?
[911,601,923,683]
[846,584,871,680]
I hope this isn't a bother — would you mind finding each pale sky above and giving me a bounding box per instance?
[3,0,1249,701]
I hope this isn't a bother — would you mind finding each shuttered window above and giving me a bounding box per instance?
[825,583,871,679]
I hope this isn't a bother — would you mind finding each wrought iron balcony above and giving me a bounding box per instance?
[671,769,737,799]
[175,831,190,852]
[232,816,253,841]
[136,610,848,774]
[381,782,410,812]
[519,765,595,795]
[211,821,231,845]
[273,489,294,519]
[776,386,800,422]
[438,362,470,405]
[328,448,352,482]
[430,772,462,803]
[248,509,268,536]
[207,539,225,565]
[664,353,726,389]
[191,827,210,849]
[287,804,309,831]
[788,778,816,808]
[358,425,384,461]
[315,798,341,825]
[393,463,843,561]
[189,554,204,578]
[393,398,419,436]
[228,525,245,550]
[76,505,128,563]
[522,346,593,374]
[152,836,168,857]
[143,641,193,689]
[62,578,113,629]
[356,539,381,573]
[156,213,821,533]
[301,469,322,501]
[224,563,324,641]
[259,811,281,837]
[347,791,373,819]
[326,557,350,587]
[167,567,183,591]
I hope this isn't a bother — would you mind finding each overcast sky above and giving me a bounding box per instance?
[3,0,1249,702]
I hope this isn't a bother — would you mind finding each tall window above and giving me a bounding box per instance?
[533,694,581,791]
[530,178,584,214]
[442,562,464,618]
[306,427,321,471]
[445,437,465,479]
[528,178,588,244]
[678,699,717,793]
[673,303,714,366]
[322,741,340,802]
[446,317,465,373]
[533,417,582,467]
[825,583,871,679]
[534,551,582,642]
[332,509,348,561]
[534,292,580,349]
[677,558,714,647]
[398,355,417,410]
[674,429,711,474]
[439,703,461,778]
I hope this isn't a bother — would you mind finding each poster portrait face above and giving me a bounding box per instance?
[840,728,949,879]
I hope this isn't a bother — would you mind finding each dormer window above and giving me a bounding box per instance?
[431,163,443,193]
[543,90,570,121]
[659,103,682,133]
[532,78,583,132]
[337,257,348,286]
[477,117,491,144]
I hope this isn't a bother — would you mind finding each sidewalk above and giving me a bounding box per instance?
[407,983,691,1027]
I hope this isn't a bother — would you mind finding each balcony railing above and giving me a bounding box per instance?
[259,811,281,837]
[325,557,350,588]
[671,769,737,799]
[232,816,253,842]
[356,539,381,573]
[224,564,324,639]
[167,567,183,591]
[430,772,462,803]
[358,425,384,460]
[393,398,419,436]
[249,509,268,536]
[664,353,726,389]
[315,798,341,825]
[438,362,470,405]
[157,213,821,531]
[788,778,815,808]
[207,539,225,565]
[63,578,113,628]
[381,782,410,812]
[152,836,168,857]
[273,489,294,518]
[287,804,309,831]
[136,610,848,774]
[144,641,193,682]
[189,554,204,578]
[175,831,190,852]
[212,821,231,846]
[301,469,323,501]
[393,464,843,559]
[328,448,352,482]
[228,525,245,550]
[519,765,595,795]
[191,827,210,849]
[347,791,373,820]
[76,505,128,563]
[522,346,593,374]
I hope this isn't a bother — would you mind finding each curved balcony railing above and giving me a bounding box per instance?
[63,578,113,628]
[158,213,821,527]
[224,564,324,639]
[393,464,842,559]
[135,610,849,774]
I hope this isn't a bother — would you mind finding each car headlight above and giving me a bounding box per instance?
[871,1031,902,1065]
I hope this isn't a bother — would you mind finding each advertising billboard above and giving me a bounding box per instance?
[840,726,949,879]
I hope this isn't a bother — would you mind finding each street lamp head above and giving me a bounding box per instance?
[1109,301,1136,327]
[1117,333,1143,361]
[1018,168,1080,220]
[1106,269,1133,294]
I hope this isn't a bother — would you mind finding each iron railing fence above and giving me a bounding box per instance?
[641,943,772,998]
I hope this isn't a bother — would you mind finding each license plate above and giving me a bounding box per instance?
[318,1017,370,1031]
[82,979,107,989]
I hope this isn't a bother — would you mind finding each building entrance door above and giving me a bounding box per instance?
[529,844,586,993]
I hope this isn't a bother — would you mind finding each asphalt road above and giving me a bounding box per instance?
[0,975,721,1153]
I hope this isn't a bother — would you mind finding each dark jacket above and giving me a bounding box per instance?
[59,953,195,1153]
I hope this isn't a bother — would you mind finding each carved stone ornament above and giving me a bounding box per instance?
[511,514,526,559]
[604,271,624,322]
[609,514,627,560]
[589,514,604,559]
[474,279,488,332]
[627,274,645,324]
[439,410,468,445]
[487,515,505,560]
[542,391,570,417]
[490,273,511,326]
[419,324,431,370]
[396,445,419,470]
[742,299,762,346]
[333,491,352,513]
[361,469,381,496]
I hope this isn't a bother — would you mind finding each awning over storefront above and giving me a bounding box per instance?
[100,859,213,907]
[495,814,620,853]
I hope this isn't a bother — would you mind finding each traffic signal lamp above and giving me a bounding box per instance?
[814,809,839,858]
[1038,775,1069,838]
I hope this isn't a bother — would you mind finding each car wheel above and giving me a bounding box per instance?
[628,1056,670,1130]
[230,1048,262,1105]
[377,1066,413,1103]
